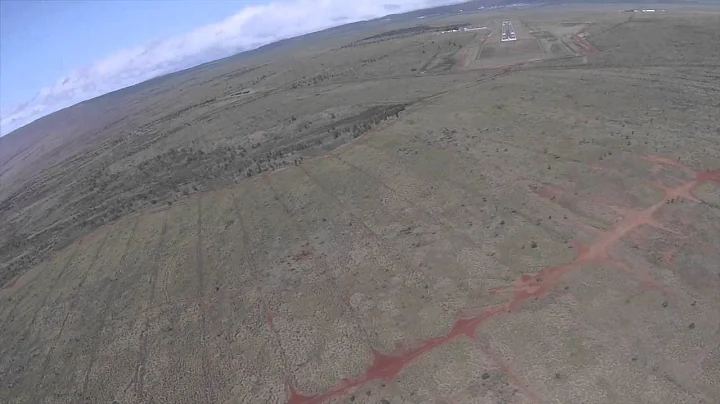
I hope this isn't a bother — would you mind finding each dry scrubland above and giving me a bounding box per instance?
[1,3,720,403]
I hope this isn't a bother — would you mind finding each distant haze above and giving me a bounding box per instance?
[0,0,465,136]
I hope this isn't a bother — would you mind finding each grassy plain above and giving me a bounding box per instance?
[1,2,719,403]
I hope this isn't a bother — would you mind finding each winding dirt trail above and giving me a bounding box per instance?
[286,156,720,404]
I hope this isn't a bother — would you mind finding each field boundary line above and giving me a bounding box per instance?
[133,210,169,400]
[196,195,215,404]
[32,226,113,404]
[0,237,85,366]
[80,216,141,394]
[0,261,47,338]
[520,19,548,59]
[229,186,296,397]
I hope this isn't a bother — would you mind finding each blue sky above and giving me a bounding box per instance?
[1,1,261,108]
[0,0,458,135]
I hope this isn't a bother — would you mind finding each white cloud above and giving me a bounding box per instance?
[0,0,463,135]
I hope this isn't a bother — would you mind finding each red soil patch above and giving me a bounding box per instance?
[570,31,599,56]
[658,249,676,265]
[284,155,719,404]
[1,275,20,293]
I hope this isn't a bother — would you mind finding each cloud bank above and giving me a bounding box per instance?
[0,0,462,135]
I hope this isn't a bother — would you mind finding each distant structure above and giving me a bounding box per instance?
[622,8,665,13]
[439,26,487,34]
[463,26,487,32]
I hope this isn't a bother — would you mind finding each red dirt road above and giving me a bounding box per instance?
[285,155,720,404]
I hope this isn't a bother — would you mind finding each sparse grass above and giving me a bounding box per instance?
[1,4,720,404]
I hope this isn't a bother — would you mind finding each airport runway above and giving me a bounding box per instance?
[501,20,517,42]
